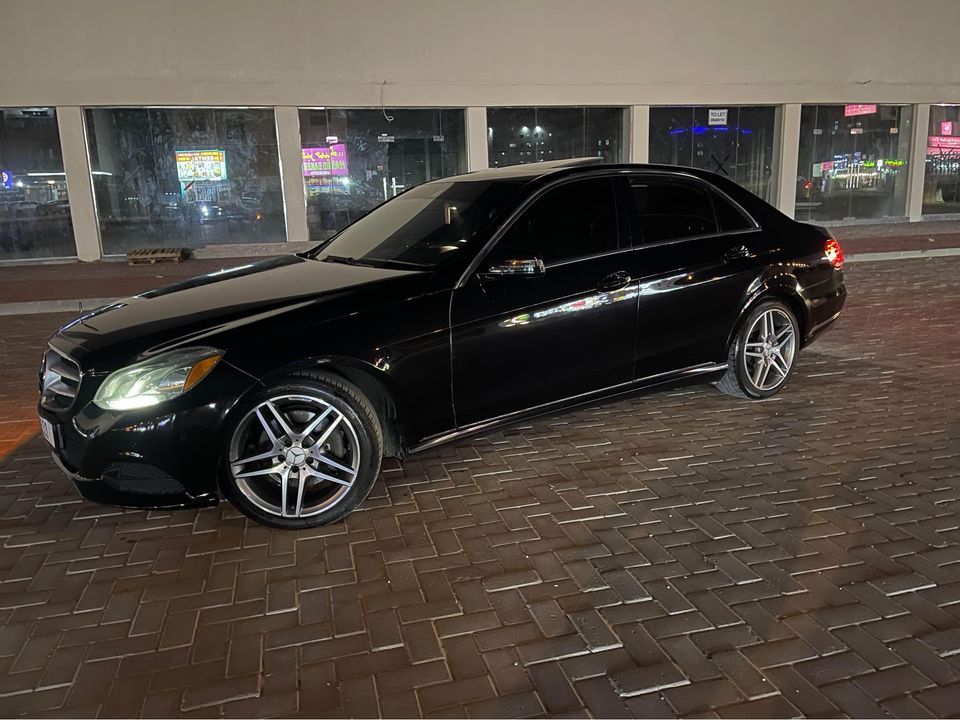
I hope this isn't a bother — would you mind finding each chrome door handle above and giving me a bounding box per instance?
[597,271,631,291]
[724,245,751,260]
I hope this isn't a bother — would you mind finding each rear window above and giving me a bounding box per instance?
[712,190,755,233]
[628,179,717,243]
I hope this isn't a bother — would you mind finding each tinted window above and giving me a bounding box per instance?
[628,179,717,243]
[712,191,755,232]
[298,108,466,242]
[649,106,779,203]
[309,180,521,268]
[497,178,619,265]
[0,107,76,261]
[85,108,285,255]
[487,107,625,167]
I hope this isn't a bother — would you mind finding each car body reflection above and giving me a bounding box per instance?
[500,285,639,327]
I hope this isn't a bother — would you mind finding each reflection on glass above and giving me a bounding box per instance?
[796,104,913,221]
[487,107,624,168]
[924,105,960,216]
[84,108,285,255]
[649,106,778,203]
[298,109,465,242]
[308,180,521,269]
[0,107,76,260]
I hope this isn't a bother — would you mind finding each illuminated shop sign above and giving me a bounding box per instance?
[0,169,11,189]
[844,104,877,117]
[815,156,905,178]
[175,150,227,182]
[929,136,960,151]
[302,144,348,177]
[941,121,954,135]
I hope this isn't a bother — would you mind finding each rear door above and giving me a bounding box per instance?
[620,173,764,378]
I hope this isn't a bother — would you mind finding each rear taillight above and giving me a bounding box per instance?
[825,237,844,270]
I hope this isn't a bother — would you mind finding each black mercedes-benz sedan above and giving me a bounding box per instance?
[38,159,846,528]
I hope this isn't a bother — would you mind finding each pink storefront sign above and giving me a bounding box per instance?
[302,144,349,177]
[928,135,960,151]
[844,104,877,117]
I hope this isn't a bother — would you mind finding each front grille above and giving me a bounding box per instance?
[102,462,186,496]
[40,346,82,412]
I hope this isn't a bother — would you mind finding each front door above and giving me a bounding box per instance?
[451,176,638,427]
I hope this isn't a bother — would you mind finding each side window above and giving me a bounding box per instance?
[628,179,717,243]
[497,178,619,265]
[712,190,755,233]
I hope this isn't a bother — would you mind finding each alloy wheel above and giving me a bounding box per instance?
[742,308,797,392]
[228,394,361,519]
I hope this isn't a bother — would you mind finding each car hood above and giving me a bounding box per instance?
[51,255,427,372]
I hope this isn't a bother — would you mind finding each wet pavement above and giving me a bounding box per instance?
[0,257,959,717]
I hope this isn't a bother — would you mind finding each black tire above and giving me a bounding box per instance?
[221,371,383,529]
[716,299,799,400]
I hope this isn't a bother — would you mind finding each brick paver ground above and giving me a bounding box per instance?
[0,257,959,718]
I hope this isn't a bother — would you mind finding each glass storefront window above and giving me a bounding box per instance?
[298,108,465,242]
[487,107,624,168]
[649,106,779,203]
[924,105,960,216]
[84,108,285,255]
[796,104,912,222]
[0,107,76,261]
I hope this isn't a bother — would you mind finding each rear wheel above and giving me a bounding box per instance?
[222,373,382,528]
[717,300,799,399]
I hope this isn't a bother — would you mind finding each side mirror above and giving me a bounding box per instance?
[482,257,546,278]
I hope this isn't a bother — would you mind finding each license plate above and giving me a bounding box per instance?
[39,417,57,449]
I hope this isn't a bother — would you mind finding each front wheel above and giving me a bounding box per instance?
[222,373,383,529]
[716,300,799,399]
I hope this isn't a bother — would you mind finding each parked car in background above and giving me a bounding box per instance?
[39,159,846,528]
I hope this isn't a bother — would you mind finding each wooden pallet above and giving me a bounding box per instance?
[126,247,188,265]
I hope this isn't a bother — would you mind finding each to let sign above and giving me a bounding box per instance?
[708,109,728,126]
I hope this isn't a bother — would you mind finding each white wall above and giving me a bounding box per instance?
[2,0,958,260]
[2,0,959,107]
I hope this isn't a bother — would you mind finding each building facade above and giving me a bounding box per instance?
[2,0,959,262]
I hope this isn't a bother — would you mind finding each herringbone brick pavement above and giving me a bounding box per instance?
[0,258,958,718]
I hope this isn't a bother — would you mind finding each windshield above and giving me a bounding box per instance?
[307,180,523,269]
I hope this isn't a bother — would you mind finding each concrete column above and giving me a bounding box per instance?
[628,106,650,163]
[274,106,310,243]
[56,106,101,261]
[775,104,802,219]
[906,103,931,222]
[465,107,489,171]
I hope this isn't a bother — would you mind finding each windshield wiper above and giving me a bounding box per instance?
[321,254,374,267]
[320,254,428,271]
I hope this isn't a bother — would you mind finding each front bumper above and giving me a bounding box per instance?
[49,450,218,510]
[40,360,258,510]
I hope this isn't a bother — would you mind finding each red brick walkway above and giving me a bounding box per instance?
[0,259,959,717]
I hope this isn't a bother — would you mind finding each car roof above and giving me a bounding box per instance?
[447,158,789,228]
[455,158,742,186]
[462,157,604,181]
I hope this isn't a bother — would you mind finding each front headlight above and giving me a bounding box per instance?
[93,347,223,411]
